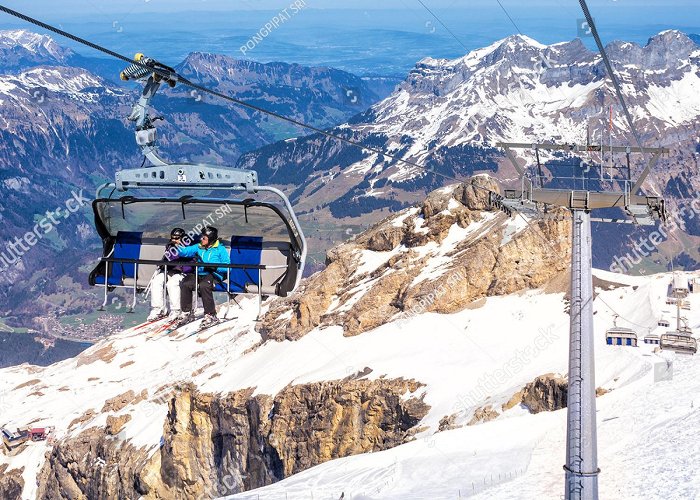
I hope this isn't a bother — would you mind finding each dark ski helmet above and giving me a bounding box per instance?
[201,226,218,243]
[170,227,186,240]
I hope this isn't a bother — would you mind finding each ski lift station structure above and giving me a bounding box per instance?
[88,56,307,314]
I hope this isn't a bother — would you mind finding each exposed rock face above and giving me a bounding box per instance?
[468,405,501,426]
[261,175,571,340]
[37,426,147,500]
[105,414,132,436]
[504,375,611,416]
[101,389,148,413]
[37,377,429,499]
[519,374,568,414]
[437,414,461,432]
[0,465,24,500]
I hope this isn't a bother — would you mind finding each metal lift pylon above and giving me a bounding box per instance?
[565,209,598,499]
[491,141,668,500]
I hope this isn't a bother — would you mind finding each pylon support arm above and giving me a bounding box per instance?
[631,150,662,195]
[496,187,665,225]
[497,142,668,155]
[501,144,526,179]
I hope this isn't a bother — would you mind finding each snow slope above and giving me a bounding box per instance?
[227,270,700,500]
[1,267,698,499]
[229,348,700,500]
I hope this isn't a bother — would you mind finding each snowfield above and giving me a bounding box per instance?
[225,271,700,500]
[1,268,698,499]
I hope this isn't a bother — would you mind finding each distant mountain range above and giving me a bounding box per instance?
[0,28,699,332]
[0,29,398,328]
[237,30,700,267]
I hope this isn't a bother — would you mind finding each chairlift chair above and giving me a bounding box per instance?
[643,333,660,345]
[89,55,307,316]
[605,315,638,347]
[672,273,689,298]
[659,331,697,355]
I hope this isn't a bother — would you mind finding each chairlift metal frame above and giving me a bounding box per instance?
[494,142,669,225]
[90,55,307,317]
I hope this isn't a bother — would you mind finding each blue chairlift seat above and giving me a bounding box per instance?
[93,231,143,286]
[214,236,263,294]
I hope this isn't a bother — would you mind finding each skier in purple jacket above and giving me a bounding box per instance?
[147,228,195,321]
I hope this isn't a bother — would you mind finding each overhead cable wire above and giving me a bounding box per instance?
[494,0,522,34]
[577,0,646,161]
[415,0,470,53]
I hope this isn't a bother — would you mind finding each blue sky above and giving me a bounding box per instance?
[2,0,696,11]
[0,0,697,76]
[1,0,698,16]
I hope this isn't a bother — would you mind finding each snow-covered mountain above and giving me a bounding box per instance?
[238,31,700,251]
[1,176,698,499]
[366,30,699,149]
[0,30,74,71]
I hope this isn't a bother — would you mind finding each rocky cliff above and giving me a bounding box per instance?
[260,175,571,340]
[0,465,24,499]
[516,374,569,414]
[36,378,428,500]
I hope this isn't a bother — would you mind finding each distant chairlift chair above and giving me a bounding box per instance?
[605,315,638,347]
[659,331,697,355]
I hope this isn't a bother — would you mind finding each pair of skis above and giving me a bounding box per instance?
[145,315,237,342]
[121,314,171,339]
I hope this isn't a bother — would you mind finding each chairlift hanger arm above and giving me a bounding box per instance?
[121,54,179,168]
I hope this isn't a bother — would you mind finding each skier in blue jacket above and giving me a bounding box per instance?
[176,226,230,327]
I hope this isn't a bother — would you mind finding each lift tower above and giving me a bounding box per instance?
[492,142,668,500]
